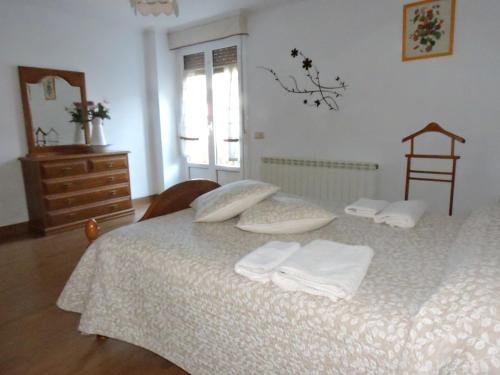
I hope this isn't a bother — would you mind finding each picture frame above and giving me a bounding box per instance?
[42,76,56,100]
[402,0,456,61]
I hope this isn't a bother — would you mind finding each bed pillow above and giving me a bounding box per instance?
[236,194,336,234]
[191,180,280,222]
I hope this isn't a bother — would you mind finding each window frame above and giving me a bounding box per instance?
[175,35,246,180]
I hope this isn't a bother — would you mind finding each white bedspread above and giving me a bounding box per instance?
[57,205,500,374]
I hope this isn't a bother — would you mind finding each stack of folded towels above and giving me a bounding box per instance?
[235,240,373,301]
[344,198,427,228]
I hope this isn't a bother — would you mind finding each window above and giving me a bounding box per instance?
[177,38,243,183]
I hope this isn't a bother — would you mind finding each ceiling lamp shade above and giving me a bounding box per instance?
[131,0,179,17]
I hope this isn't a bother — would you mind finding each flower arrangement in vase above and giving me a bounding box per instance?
[89,101,111,146]
[65,101,94,144]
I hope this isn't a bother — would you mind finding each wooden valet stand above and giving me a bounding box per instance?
[402,122,466,216]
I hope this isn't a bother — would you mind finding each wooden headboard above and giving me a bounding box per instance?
[85,179,220,243]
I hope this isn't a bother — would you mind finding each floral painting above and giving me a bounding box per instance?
[403,0,456,61]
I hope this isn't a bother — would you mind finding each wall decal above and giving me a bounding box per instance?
[402,0,456,61]
[260,48,347,111]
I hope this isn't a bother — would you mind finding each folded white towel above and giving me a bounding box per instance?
[344,198,389,218]
[271,239,373,301]
[235,241,300,283]
[373,200,427,228]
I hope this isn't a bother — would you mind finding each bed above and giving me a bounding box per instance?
[58,180,500,374]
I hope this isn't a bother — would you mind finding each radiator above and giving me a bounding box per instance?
[261,157,379,204]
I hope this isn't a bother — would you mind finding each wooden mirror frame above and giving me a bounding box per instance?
[18,66,91,154]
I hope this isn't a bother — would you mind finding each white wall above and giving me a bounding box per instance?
[143,30,183,191]
[0,2,181,226]
[245,0,500,215]
[2,0,499,226]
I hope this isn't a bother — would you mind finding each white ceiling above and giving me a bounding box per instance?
[16,0,302,31]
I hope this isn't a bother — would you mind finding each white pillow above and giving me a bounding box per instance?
[191,180,280,222]
[236,194,336,234]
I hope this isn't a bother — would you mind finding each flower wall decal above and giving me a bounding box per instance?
[260,49,347,111]
[302,58,313,71]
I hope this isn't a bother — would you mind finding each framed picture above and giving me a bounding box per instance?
[402,0,456,61]
[42,76,56,100]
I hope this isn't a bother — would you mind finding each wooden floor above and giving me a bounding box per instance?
[0,202,188,375]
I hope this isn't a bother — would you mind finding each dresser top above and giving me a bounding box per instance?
[19,151,130,162]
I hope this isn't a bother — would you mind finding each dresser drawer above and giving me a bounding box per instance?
[44,185,130,211]
[43,172,129,194]
[89,157,128,172]
[41,160,88,178]
[47,199,133,227]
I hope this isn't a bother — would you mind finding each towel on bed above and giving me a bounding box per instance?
[271,239,373,300]
[344,198,389,218]
[374,200,427,228]
[234,241,300,283]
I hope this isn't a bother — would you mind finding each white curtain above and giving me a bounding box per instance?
[179,70,209,164]
[212,65,240,167]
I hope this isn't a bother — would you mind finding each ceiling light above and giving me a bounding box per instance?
[130,0,179,17]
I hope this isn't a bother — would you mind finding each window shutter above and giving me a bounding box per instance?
[183,52,205,74]
[213,46,237,67]
[168,15,247,50]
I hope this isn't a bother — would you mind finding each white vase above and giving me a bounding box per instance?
[91,118,107,145]
[74,124,85,144]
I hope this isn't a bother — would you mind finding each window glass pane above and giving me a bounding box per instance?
[212,46,240,168]
[180,53,208,165]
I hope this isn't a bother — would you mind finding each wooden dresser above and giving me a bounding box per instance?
[20,151,134,234]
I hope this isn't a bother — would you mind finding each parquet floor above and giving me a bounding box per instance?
[0,202,188,375]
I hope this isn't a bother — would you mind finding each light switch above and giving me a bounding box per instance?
[254,131,265,139]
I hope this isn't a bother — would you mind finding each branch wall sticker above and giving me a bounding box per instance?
[260,48,347,111]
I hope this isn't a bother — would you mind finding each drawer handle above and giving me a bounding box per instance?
[66,198,75,205]
[107,162,115,168]
[109,190,117,196]
[62,183,72,190]
[109,204,119,211]
[66,212,77,218]
[62,167,73,173]
[108,176,116,183]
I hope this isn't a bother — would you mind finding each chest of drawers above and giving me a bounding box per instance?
[20,151,134,234]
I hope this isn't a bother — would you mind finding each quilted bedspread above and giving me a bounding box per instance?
[57,205,500,374]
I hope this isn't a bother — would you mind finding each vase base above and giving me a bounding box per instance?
[87,144,111,153]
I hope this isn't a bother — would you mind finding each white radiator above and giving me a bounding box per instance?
[261,157,379,204]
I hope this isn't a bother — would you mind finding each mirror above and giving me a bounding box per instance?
[28,77,83,146]
[18,66,90,154]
